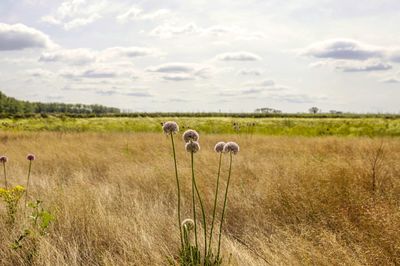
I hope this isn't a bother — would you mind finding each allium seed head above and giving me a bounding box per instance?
[214,142,225,153]
[182,218,195,231]
[27,154,36,161]
[185,141,200,153]
[182,129,199,143]
[223,142,240,155]
[0,156,8,163]
[162,121,179,135]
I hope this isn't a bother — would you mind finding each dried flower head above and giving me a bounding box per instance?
[185,141,200,153]
[162,121,179,134]
[214,142,225,153]
[182,129,199,143]
[27,154,36,161]
[182,218,195,231]
[0,156,8,163]
[223,142,240,155]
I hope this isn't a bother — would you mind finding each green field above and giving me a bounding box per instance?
[1,116,400,136]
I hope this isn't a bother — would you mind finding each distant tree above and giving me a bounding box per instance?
[309,107,319,114]
[0,91,121,115]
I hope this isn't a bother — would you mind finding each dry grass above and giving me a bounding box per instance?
[0,132,400,265]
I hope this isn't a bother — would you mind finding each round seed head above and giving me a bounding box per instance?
[182,218,194,231]
[182,129,199,143]
[214,142,225,153]
[162,121,179,134]
[185,141,200,153]
[0,156,8,163]
[223,142,239,155]
[27,154,36,161]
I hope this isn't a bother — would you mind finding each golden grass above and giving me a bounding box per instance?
[0,132,399,265]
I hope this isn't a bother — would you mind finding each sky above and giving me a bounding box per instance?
[0,0,400,113]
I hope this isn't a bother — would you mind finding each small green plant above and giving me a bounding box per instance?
[11,199,55,266]
[0,185,25,225]
[163,122,240,265]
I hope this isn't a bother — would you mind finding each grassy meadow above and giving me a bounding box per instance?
[0,117,400,265]
[1,116,400,136]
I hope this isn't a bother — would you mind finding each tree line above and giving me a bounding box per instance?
[0,91,120,115]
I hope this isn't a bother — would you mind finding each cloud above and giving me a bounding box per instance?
[41,0,107,30]
[146,62,213,81]
[216,51,262,61]
[269,93,326,104]
[162,74,195,81]
[95,88,151,97]
[243,79,275,87]
[388,50,400,63]
[116,7,170,23]
[238,69,262,76]
[149,23,200,38]
[39,46,159,65]
[39,48,96,65]
[303,39,384,60]
[381,78,400,83]
[60,65,136,80]
[0,23,56,51]
[337,61,392,72]
[310,59,392,72]
[99,46,160,60]
[62,85,152,97]
[26,68,56,78]
[149,22,265,40]
[146,63,197,73]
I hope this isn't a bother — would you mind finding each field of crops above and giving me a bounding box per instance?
[1,116,400,136]
[0,118,399,265]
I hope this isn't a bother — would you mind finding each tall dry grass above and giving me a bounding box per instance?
[0,132,399,265]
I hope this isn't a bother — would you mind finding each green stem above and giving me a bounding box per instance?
[191,151,198,250]
[2,162,7,189]
[208,152,223,255]
[217,153,233,260]
[24,160,32,211]
[191,151,207,263]
[170,134,183,250]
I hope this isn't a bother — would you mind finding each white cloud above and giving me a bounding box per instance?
[39,46,159,65]
[310,59,392,72]
[59,63,137,80]
[216,51,262,61]
[149,23,200,38]
[149,23,265,40]
[116,7,170,23]
[146,62,213,81]
[41,0,108,30]
[337,61,392,72]
[0,23,56,51]
[162,74,195,81]
[26,68,56,78]
[39,48,96,65]
[99,46,160,61]
[381,78,400,83]
[146,63,197,73]
[302,39,384,60]
[238,69,262,76]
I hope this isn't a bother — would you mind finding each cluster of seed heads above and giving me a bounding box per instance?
[162,121,179,135]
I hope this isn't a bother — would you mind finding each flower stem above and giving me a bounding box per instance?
[170,133,183,250]
[208,152,222,255]
[217,152,233,260]
[24,160,32,211]
[191,151,198,250]
[191,151,207,262]
[2,162,7,189]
